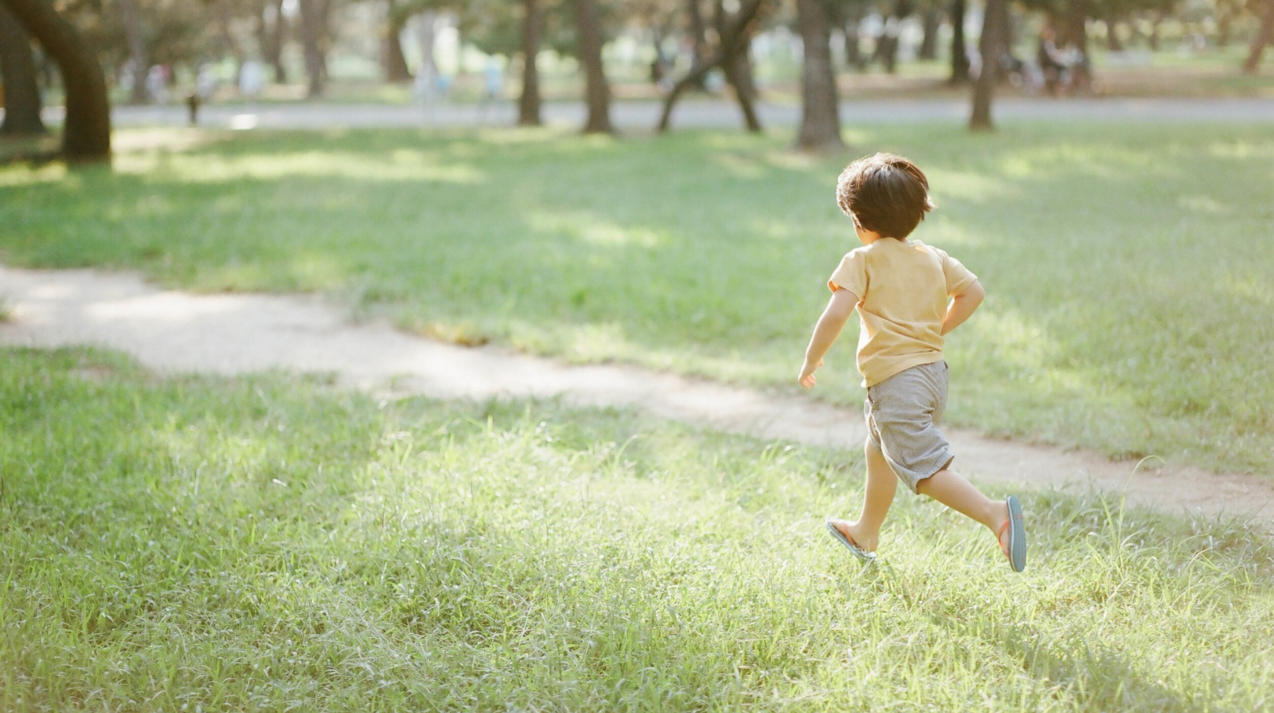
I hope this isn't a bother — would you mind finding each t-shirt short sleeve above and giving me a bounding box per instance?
[828,250,867,297]
[937,248,978,296]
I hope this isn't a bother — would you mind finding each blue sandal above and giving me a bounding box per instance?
[998,495,1027,573]
[826,519,877,564]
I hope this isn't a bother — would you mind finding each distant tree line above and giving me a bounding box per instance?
[2,0,1274,163]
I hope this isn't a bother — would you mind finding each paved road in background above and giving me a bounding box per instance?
[83,97,1274,131]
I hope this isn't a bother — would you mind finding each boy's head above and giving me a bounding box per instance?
[836,153,936,240]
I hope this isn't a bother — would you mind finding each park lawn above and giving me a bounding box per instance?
[2,347,1273,712]
[1,124,1272,474]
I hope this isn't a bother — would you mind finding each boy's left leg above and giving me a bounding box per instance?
[916,467,1011,551]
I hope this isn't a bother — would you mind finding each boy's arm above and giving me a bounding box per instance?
[941,279,984,335]
[799,288,858,389]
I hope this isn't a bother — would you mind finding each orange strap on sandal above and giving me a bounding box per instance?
[996,520,1012,561]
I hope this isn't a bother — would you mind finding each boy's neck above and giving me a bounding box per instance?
[857,228,903,246]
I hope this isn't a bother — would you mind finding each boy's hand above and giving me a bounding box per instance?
[799,359,824,389]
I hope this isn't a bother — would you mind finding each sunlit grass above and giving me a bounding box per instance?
[1,347,1272,711]
[2,125,1272,473]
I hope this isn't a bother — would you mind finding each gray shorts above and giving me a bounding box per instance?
[865,360,954,494]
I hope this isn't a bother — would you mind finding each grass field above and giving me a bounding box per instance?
[2,346,1272,711]
[3,124,1273,474]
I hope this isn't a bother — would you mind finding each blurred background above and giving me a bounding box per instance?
[1,0,1272,147]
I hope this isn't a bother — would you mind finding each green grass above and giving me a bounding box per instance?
[2,125,1273,474]
[2,346,1272,711]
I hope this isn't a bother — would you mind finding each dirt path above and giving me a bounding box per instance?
[3,264,1271,526]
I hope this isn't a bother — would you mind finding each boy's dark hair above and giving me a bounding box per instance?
[836,153,936,239]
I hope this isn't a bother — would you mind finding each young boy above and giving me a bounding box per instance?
[799,153,1026,573]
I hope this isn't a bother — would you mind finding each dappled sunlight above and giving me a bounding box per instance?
[989,141,1184,182]
[926,170,1020,204]
[564,321,634,362]
[918,218,989,248]
[712,153,767,179]
[0,162,68,187]
[112,128,226,153]
[473,127,576,146]
[1204,139,1274,160]
[116,149,487,185]
[527,209,666,249]
[88,292,244,322]
[1177,194,1231,215]
[960,307,1084,393]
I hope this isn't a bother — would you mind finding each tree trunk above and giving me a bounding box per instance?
[382,2,411,83]
[878,0,913,73]
[0,2,46,135]
[269,0,288,83]
[573,0,612,133]
[969,0,1005,131]
[795,0,843,151]
[714,0,760,130]
[1067,0,1090,88]
[657,0,765,131]
[723,35,760,131]
[257,0,288,84]
[518,0,542,125]
[686,0,709,87]
[1,0,110,161]
[1105,19,1122,51]
[298,0,326,97]
[950,0,969,83]
[1244,0,1274,74]
[828,0,864,71]
[919,7,941,60]
[117,0,147,104]
[844,6,865,70]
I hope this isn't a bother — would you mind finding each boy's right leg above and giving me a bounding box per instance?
[829,442,896,553]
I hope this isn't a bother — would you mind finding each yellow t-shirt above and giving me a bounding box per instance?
[828,238,978,387]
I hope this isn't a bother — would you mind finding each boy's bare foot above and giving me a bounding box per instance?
[828,518,878,553]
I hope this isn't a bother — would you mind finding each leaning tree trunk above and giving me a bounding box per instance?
[117,0,147,104]
[714,0,760,131]
[1,0,110,161]
[686,0,709,87]
[1244,0,1274,74]
[950,0,969,83]
[656,0,764,131]
[518,0,542,125]
[573,0,612,134]
[0,2,46,135]
[969,0,1005,130]
[795,0,843,151]
[723,34,761,131]
[298,0,327,97]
